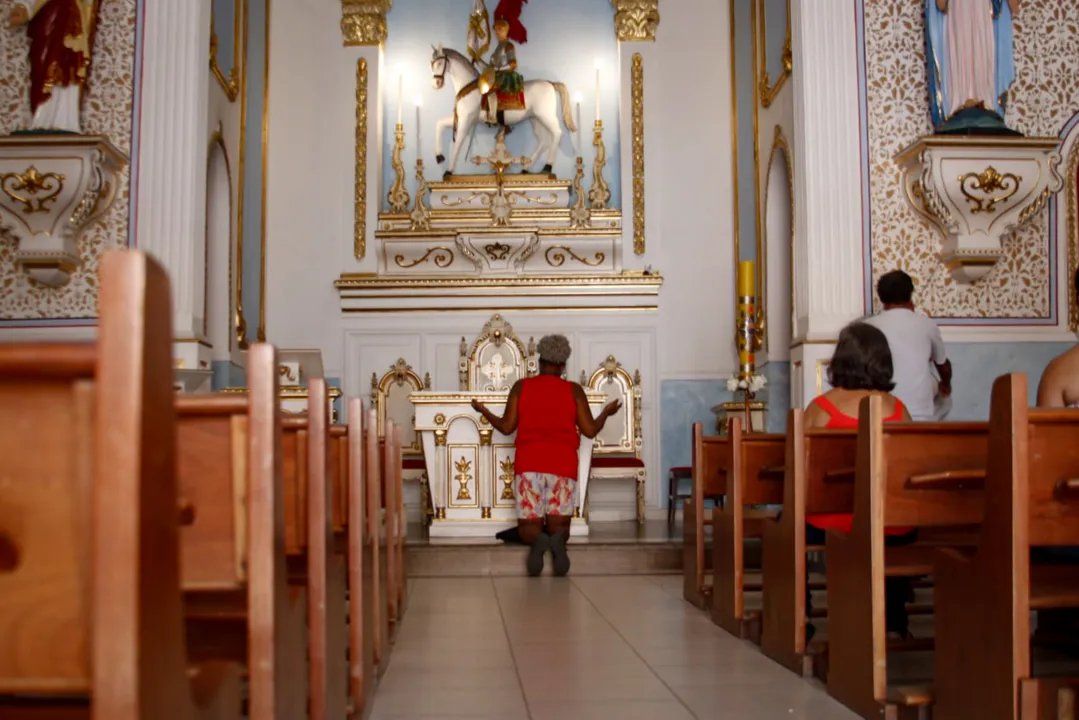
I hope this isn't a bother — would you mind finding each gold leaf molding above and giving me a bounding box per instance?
[611,0,659,42]
[341,0,391,46]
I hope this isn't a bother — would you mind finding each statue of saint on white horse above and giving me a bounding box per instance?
[431,44,576,180]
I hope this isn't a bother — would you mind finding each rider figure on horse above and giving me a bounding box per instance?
[479,18,525,134]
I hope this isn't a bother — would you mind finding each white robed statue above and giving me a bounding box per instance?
[925,0,1018,132]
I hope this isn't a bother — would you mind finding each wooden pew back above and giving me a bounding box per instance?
[802,428,858,517]
[684,423,727,607]
[0,250,228,718]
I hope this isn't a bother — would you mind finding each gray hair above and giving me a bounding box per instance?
[536,334,572,366]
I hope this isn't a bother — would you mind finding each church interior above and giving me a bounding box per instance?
[2,0,1079,718]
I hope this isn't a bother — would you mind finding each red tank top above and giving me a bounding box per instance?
[513,375,580,480]
[805,395,912,535]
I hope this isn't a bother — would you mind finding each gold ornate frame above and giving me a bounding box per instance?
[585,356,643,457]
[1068,143,1078,332]
[371,357,429,453]
[763,125,795,351]
[756,0,792,109]
[210,0,243,101]
[205,128,234,347]
[458,314,537,391]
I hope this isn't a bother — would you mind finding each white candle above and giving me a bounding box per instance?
[595,61,604,126]
[414,97,422,159]
[396,74,403,125]
[572,92,582,156]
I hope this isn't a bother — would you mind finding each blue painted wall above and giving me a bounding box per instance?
[212,360,246,390]
[383,0,621,208]
[240,0,268,344]
[212,0,238,79]
[762,0,788,85]
[657,342,1072,506]
[733,0,757,265]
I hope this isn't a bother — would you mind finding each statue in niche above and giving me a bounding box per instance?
[432,0,576,179]
[925,0,1021,136]
[8,0,99,135]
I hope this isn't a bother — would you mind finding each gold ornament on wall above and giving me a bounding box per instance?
[757,0,792,108]
[959,166,1021,214]
[355,57,368,259]
[631,52,645,255]
[1,167,64,214]
[545,246,604,267]
[341,0,391,46]
[610,0,660,42]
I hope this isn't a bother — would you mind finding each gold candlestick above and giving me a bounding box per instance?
[588,120,611,210]
[735,260,766,432]
[386,123,410,213]
[409,158,431,230]
[569,156,591,228]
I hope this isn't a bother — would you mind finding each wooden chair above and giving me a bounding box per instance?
[826,397,989,720]
[0,250,239,718]
[761,409,857,676]
[711,417,785,639]
[372,359,431,521]
[683,423,727,609]
[178,344,308,719]
[934,373,1079,720]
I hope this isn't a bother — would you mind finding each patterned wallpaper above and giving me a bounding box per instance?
[863,0,1079,319]
[0,0,138,320]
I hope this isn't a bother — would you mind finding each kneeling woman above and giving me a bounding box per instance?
[472,335,620,576]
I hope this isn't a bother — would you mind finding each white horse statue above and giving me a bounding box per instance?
[431,45,576,179]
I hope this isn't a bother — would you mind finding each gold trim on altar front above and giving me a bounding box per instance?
[336,272,662,290]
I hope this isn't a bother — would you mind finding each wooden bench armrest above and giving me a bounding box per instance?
[907,469,985,490]
[758,465,784,482]
[823,468,855,483]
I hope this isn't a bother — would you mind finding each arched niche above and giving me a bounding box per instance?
[205,134,234,377]
[764,125,794,359]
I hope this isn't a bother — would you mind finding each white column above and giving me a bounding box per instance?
[789,0,866,408]
[790,0,865,342]
[134,0,212,342]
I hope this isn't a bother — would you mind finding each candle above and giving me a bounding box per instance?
[396,74,403,125]
[594,63,601,123]
[737,260,756,299]
[572,92,582,156]
[414,96,422,159]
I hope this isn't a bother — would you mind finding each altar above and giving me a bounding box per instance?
[410,391,606,537]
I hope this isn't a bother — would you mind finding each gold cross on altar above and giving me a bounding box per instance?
[470,134,531,180]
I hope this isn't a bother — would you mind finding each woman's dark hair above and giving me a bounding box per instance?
[826,321,895,392]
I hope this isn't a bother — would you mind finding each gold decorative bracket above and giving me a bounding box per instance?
[611,0,660,42]
[409,158,432,230]
[387,124,410,213]
[341,0,391,46]
[589,121,611,210]
[569,156,591,228]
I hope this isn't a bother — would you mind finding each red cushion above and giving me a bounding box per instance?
[591,455,645,469]
[402,457,426,470]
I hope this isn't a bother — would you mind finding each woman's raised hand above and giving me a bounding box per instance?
[602,398,622,417]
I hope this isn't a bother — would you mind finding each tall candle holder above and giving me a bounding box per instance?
[409,158,431,231]
[588,120,611,210]
[734,280,766,433]
[569,157,591,228]
[386,123,410,213]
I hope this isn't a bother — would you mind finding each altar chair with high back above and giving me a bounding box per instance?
[371,358,431,523]
[458,313,537,392]
[582,355,647,524]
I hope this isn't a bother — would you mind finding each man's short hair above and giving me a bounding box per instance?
[877,269,915,305]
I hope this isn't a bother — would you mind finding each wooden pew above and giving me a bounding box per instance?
[684,423,727,609]
[826,397,989,720]
[711,418,785,638]
[761,410,857,676]
[330,401,376,714]
[934,374,1079,720]
[365,408,391,675]
[381,421,401,637]
[0,250,239,718]
[178,345,309,719]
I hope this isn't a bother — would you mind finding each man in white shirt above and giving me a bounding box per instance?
[864,270,952,420]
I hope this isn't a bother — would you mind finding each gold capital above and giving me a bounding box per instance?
[610,0,660,42]
[341,0,392,46]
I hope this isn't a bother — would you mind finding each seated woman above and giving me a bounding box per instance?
[472,335,620,577]
[803,321,915,642]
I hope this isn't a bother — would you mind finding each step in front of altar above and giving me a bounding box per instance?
[405,520,683,577]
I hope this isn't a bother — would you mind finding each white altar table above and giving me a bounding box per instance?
[411,390,606,538]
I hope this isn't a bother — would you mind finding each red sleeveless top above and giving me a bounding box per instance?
[805,395,912,535]
[514,375,580,480]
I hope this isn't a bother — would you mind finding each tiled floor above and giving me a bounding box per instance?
[371,574,860,719]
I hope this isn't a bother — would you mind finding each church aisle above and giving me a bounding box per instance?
[371,575,859,719]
